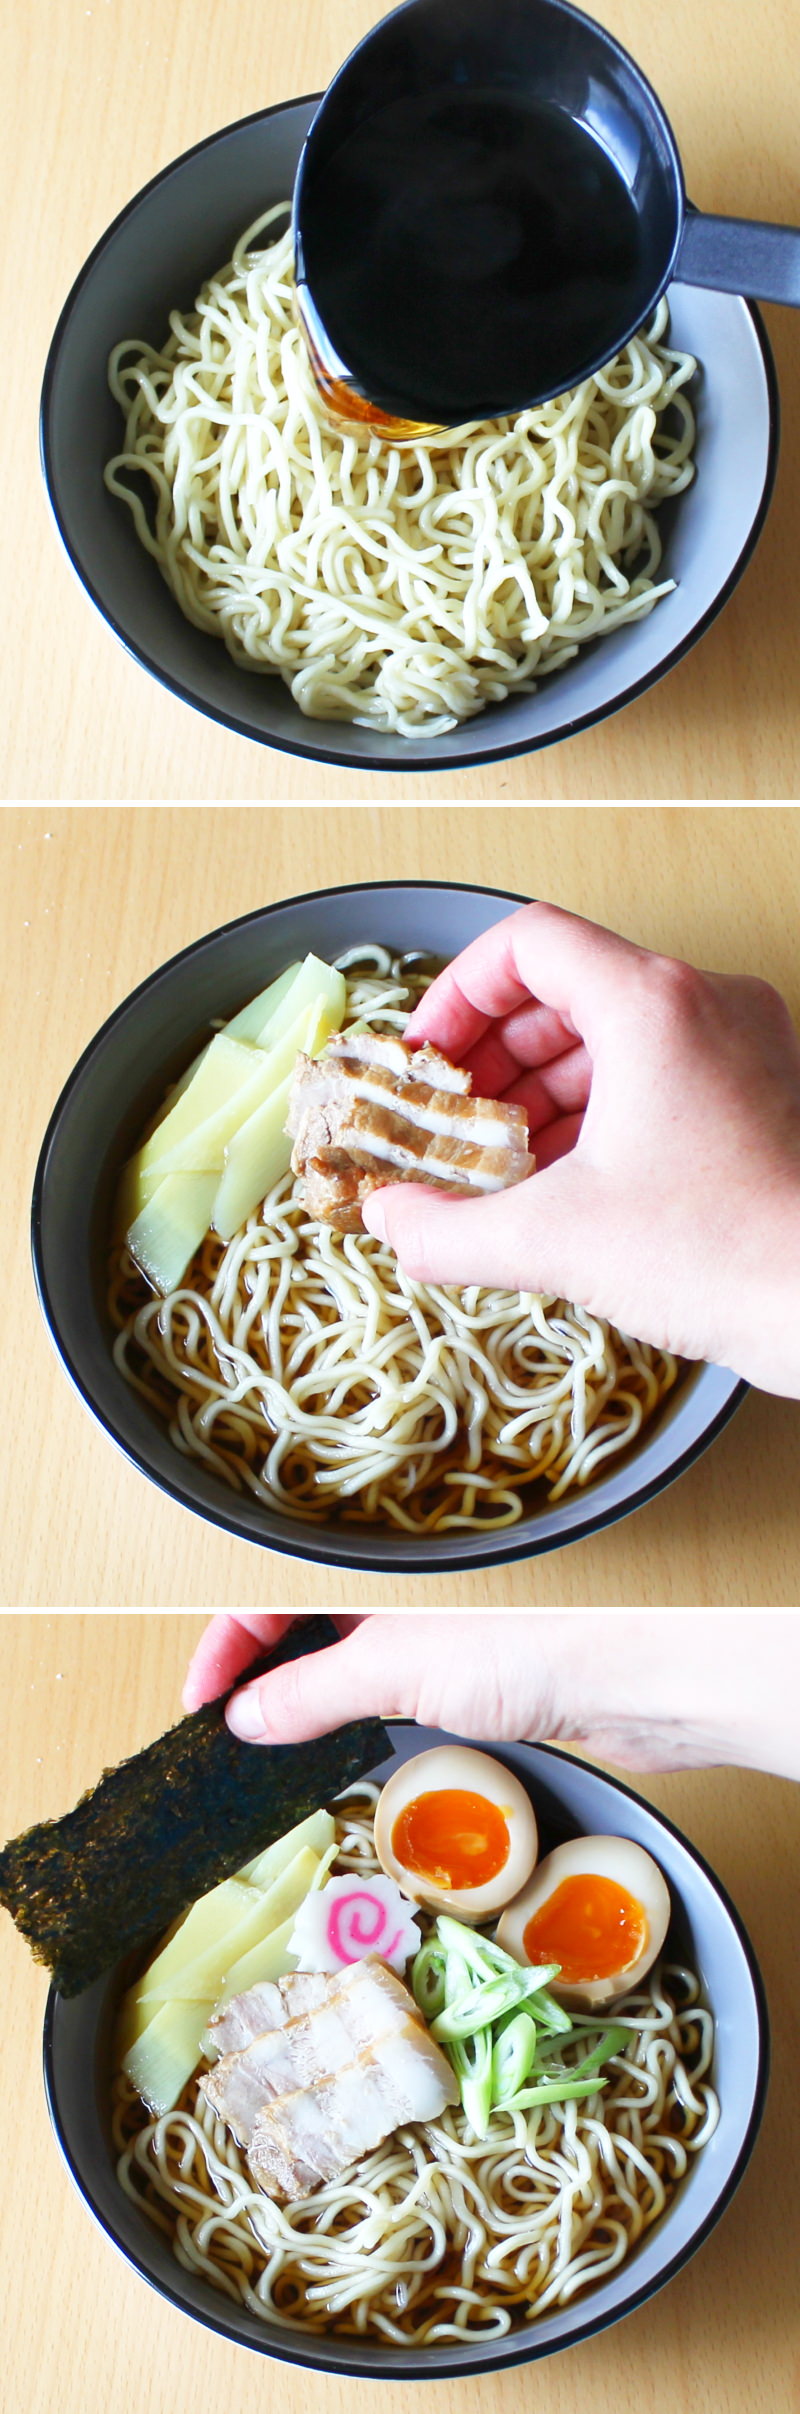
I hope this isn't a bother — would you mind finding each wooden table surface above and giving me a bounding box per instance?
[2,1613,798,2414]
[3,802,800,1609]
[5,0,800,801]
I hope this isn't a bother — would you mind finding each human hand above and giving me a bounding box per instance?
[359,902,800,1395]
[182,1612,800,1783]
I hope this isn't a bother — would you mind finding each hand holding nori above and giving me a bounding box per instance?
[0,1617,391,1995]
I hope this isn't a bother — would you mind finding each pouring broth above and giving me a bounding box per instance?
[299,89,645,423]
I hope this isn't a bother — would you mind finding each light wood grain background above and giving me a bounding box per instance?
[3,803,799,1608]
[1,1614,798,2414]
[4,0,800,799]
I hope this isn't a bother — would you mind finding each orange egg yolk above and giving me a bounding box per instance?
[391,1789,510,1891]
[522,1874,647,1983]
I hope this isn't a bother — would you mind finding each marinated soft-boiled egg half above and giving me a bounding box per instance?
[496,1835,671,2008]
[373,1747,538,1921]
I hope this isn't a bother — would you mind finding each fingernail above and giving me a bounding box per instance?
[362,1194,388,1242]
[226,1689,267,1742]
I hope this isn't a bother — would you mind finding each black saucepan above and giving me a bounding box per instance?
[293,0,800,426]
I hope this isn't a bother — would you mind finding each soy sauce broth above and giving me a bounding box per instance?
[298,87,645,424]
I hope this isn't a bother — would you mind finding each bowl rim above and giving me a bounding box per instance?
[29,878,749,1575]
[41,1732,771,2379]
[39,98,781,773]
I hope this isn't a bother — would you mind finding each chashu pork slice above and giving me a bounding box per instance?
[204,1970,334,2059]
[201,1960,431,2145]
[248,2019,460,2200]
[205,1958,421,2059]
[322,1032,473,1090]
[287,1032,534,1233]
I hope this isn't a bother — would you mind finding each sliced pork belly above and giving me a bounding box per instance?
[201,1960,430,2145]
[287,1032,534,1233]
[329,1033,472,1092]
[207,1958,422,2060]
[248,2019,459,2199]
[204,1970,333,2058]
[199,1958,458,2198]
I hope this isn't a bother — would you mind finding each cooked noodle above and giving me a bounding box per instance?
[112,1786,718,2343]
[108,948,681,1533]
[105,208,696,736]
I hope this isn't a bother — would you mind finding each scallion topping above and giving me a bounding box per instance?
[412,1916,629,2138]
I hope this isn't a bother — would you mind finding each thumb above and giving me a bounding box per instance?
[225,1616,418,1744]
[183,1614,295,1710]
[361,1158,603,1298]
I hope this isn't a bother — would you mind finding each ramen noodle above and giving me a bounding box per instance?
[105,209,696,736]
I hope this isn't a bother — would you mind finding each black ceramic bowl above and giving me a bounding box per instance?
[43,1728,769,2378]
[31,879,747,1577]
[41,99,778,774]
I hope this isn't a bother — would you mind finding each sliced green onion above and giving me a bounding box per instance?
[514,1963,563,1994]
[571,2022,629,2074]
[449,2029,494,2139]
[433,1917,513,1976]
[490,2011,539,2104]
[536,2024,629,2081]
[502,2076,608,2111]
[432,1970,533,2041]
[433,1918,561,1996]
[601,2024,632,2059]
[523,1990,573,2036]
[411,1943,446,2022]
[410,1913,624,2134]
[444,1947,473,2004]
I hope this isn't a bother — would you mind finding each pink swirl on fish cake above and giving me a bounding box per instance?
[326,1887,403,1966]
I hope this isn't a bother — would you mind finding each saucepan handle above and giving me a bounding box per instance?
[675,210,800,306]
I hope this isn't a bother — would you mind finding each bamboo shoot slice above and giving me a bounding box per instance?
[222,962,302,1043]
[137,1846,322,2004]
[211,994,343,1241]
[123,1998,210,2115]
[238,1809,335,1887]
[254,954,346,1049]
[138,960,343,1182]
[116,1847,323,2060]
[115,957,344,1233]
[132,1877,256,2006]
[148,1042,213,1130]
[137,996,335,1184]
[112,1048,215,1236]
[124,1810,335,2014]
[136,1034,262,1179]
[125,1170,219,1295]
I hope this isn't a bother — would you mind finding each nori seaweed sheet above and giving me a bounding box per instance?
[0,1617,391,1995]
